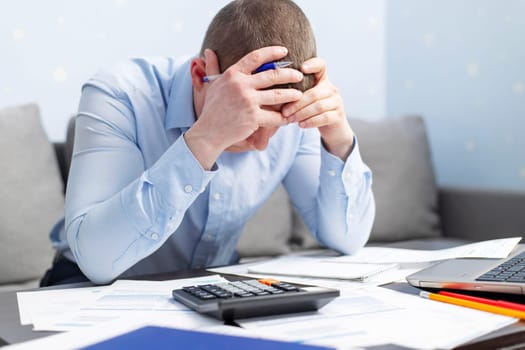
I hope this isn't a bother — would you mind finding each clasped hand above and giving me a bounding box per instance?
[186,46,354,169]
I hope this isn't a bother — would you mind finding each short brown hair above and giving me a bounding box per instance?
[200,0,317,91]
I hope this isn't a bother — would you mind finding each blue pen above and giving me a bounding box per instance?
[202,61,293,82]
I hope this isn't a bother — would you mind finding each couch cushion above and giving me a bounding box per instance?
[0,104,64,284]
[289,116,441,249]
[352,116,441,241]
[237,185,293,257]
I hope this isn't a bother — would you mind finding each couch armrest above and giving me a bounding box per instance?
[53,142,67,193]
[439,187,525,241]
[52,116,76,194]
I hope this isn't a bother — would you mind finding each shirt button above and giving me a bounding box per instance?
[184,185,193,193]
[328,170,336,177]
[213,192,221,200]
[150,232,159,240]
[204,234,214,241]
[344,172,352,179]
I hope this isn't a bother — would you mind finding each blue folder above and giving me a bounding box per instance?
[81,326,333,349]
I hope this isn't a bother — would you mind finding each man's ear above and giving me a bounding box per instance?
[190,57,207,90]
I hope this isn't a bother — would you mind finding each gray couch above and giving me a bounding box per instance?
[1,103,525,291]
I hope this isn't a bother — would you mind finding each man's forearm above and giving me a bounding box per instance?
[319,120,355,161]
[184,127,223,171]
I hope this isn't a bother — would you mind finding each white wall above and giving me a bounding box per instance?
[0,0,386,141]
[386,0,525,191]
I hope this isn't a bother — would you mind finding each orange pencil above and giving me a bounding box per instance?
[420,291,525,319]
[439,291,525,312]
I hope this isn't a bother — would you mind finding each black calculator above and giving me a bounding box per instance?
[172,278,339,321]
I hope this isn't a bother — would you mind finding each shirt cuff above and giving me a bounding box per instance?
[145,134,217,210]
[320,136,371,195]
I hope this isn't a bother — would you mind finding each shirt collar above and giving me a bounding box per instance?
[165,57,196,130]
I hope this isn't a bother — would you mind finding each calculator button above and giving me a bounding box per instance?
[207,290,233,298]
[244,280,270,289]
[199,285,233,298]
[198,293,217,300]
[272,282,300,292]
[242,280,283,294]
[194,291,216,299]
[182,279,299,301]
[182,286,216,300]
[253,291,271,296]
[236,292,256,297]
[267,288,285,294]
[215,283,244,293]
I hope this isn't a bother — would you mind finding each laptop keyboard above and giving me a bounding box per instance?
[476,251,525,283]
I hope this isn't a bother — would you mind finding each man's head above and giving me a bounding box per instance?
[200,0,317,92]
[190,0,317,153]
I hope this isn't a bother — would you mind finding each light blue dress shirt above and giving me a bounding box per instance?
[51,56,375,284]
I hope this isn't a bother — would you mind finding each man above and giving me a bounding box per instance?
[42,0,375,286]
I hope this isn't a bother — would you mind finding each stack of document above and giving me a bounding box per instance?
[17,275,229,332]
[329,237,522,265]
[216,237,522,289]
[12,283,520,350]
[247,256,396,281]
[237,286,518,350]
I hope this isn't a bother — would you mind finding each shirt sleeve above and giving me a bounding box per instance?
[65,85,216,284]
[283,128,375,255]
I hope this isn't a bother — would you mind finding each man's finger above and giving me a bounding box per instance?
[281,84,331,117]
[252,68,303,90]
[301,57,326,82]
[291,95,339,123]
[257,109,288,128]
[235,46,288,74]
[257,88,303,106]
[298,111,335,129]
[204,48,221,76]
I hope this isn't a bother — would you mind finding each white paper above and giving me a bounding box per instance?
[209,260,423,290]
[12,267,518,350]
[17,275,227,332]
[247,256,397,281]
[238,286,517,350]
[16,286,107,326]
[330,237,522,265]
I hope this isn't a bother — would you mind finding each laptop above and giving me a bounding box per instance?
[406,244,525,295]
